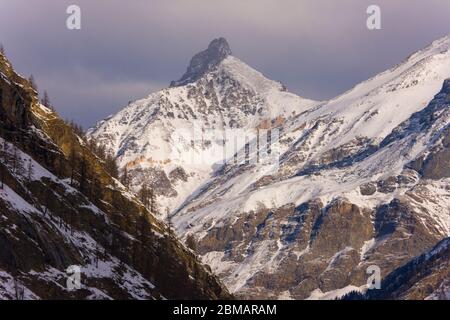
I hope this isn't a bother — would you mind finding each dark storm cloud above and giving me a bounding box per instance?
[1,0,449,127]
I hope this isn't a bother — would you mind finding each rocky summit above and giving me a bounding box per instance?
[171,37,232,87]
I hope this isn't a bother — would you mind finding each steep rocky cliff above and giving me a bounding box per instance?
[0,51,231,300]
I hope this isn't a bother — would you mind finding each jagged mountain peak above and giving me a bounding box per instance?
[170,37,232,87]
[208,37,232,55]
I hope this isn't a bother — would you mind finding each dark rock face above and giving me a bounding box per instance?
[377,176,398,194]
[364,238,450,300]
[169,166,188,183]
[170,38,232,87]
[196,185,447,299]
[197,198,377,299]
[310,199,373,257]
[318,248,360,292]
[421,126,450,179]
[131,166,177,198]
[0,54,34,131]
[397,169,419,186]
[360,182,377,196]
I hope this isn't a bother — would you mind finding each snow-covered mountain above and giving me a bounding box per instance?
[89,36,450,299]
[88,38,318,213]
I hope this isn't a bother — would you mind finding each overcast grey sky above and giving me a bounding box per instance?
[1,0,449,127]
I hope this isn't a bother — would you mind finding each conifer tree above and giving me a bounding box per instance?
[0,141,7,189]
[150,188,157,214]
[105,153,119,179]
[166,207,173,235]
[120,167,129,188]
[41,90,53,110]
[0,163,3,190]
[79,155,87,193]
[69,146,77,186]
[139,183,150,207]
[14,278,24,300]
[186,234,197,252]
[11,145,24,175]
[28,75,37,91]
[27,159,33,182]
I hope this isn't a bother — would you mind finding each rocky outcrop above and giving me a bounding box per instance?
[421,126,450,179]
[360,182,376,195]
[171,38,232,87]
